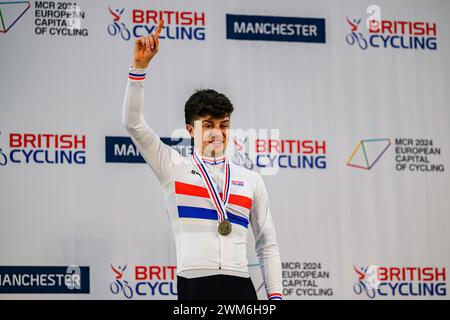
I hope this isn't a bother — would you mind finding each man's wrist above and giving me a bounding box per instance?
[132,60,149,70]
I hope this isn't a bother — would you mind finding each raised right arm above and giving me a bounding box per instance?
[122,20,182,186]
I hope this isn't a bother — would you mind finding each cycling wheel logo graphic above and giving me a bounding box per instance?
[347,138,391,170]
[232,136,254,170]
[107,6,130,41]
[346,17,368,50]
[353,265,381,299]
[110,264,134,299]
[0,0,31,33]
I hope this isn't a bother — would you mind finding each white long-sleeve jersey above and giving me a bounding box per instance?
[122,67,283,300]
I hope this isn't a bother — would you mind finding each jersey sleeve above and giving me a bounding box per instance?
[250,173,284,300]
[122,66,183,186]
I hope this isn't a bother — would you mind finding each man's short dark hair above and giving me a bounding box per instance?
[184,89,234,125]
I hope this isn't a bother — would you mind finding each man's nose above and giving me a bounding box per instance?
[211,127,223,135]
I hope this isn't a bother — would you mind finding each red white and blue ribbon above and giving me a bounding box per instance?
[192,150,230,222]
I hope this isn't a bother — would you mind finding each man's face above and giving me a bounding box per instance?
[186,116,230,157]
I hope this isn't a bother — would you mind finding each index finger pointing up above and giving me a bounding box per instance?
[155,19,164,38]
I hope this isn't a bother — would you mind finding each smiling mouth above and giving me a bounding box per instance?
[210,140,224,146]
[208,136,224,145]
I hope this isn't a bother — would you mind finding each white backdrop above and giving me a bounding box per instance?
[1,0,449,299]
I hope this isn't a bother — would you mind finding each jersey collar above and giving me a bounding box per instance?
[201,155,226,165]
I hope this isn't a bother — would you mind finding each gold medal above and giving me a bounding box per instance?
[218,220,232,236]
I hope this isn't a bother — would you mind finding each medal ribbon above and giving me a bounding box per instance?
[192,150,230,222]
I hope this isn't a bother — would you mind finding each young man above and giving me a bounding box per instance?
[122,20,283,300]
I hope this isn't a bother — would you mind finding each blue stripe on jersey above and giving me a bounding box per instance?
[177,206,249,228]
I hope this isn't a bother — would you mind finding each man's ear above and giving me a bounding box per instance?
[186,124,194,138]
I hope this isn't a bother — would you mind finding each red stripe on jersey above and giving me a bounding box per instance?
[175,181,252,210]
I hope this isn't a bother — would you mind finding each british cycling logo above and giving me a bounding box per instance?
[107,6,206,41]
[345,16,437,50]
[0,131,87,165]
[353,265,447,298]
[233,134,327,171]
[109,264,177,299]
[0,0,30,33]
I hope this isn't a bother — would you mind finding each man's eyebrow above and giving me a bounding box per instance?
[201,118,230,123]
